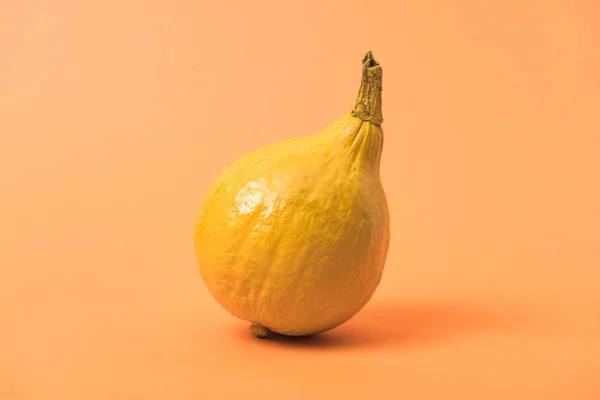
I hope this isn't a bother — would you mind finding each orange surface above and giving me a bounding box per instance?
[1,1,599,399]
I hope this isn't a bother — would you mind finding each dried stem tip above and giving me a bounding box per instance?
[350,51,383,125]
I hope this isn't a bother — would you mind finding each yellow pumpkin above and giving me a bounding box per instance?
[193,52,390,337]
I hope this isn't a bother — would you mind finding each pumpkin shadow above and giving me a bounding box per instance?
[234,299,538,350]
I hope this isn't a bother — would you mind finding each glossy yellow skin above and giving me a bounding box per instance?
[193,113,390,336]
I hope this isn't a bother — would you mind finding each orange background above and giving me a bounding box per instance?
[1,1,599,399]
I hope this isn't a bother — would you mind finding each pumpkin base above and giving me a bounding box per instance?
[250,323,272,338]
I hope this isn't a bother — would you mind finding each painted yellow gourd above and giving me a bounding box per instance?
[193,52,390,338]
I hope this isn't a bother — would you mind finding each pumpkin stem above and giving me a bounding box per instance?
[350,51,384,125]
[250,323,271,338]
